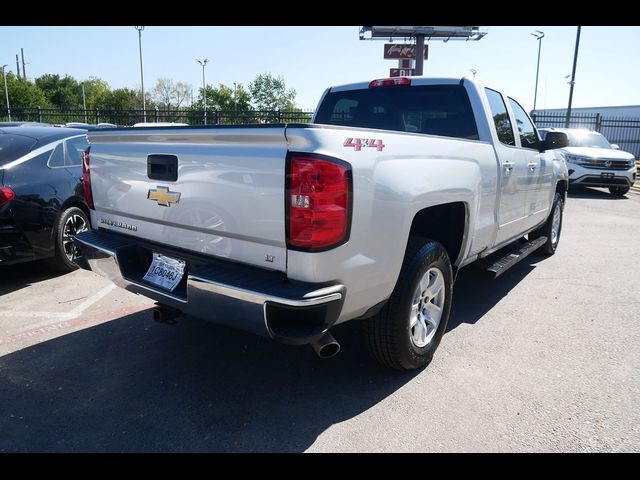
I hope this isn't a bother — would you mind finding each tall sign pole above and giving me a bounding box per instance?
[415,35,425,75]
[21,48,26,80]
[135,26,146,122]
[565,26,581,128]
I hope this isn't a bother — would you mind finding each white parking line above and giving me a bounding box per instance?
[0,283,116,321]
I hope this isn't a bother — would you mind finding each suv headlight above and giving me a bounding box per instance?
[560,152,587,165]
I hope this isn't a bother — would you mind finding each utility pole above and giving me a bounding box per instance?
[565,26,581,128]
[234,82,238,115]
[134,26,146,122]
[196,58,209,125]
[531,30,544,111]
[82,83,88,123]
[415,34,425,75]
[2,65,11,121]
[21,48,26,79]
[15,54,20,78]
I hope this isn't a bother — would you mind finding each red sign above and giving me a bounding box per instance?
[384,43,429,60]
[390,68,415,77]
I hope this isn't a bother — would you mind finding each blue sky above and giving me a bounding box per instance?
[0,26,638,111]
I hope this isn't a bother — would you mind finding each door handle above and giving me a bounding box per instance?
[503,161,514,171]
[527,162,538,171]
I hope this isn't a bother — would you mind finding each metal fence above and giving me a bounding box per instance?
[1,107,314,126]
[531,111,640,158]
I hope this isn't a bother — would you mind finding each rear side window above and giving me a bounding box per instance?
[64,136,89,166]
[48,143,65,167]
[0,134,37,166]
[485,88,515,146]
[315,84,479,140]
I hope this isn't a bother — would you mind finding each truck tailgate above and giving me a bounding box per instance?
[87,127,288,272]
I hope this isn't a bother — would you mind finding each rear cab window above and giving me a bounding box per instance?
[315,84,479,140]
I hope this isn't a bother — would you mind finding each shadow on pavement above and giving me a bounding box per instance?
[0,260,66,297]
[447,256,537,332]
[0,253,542,452]
[0,310,417,452]
[567,187,627,200]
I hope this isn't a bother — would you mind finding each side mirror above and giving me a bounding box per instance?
[611,144,620,150]
[540,131,569,151]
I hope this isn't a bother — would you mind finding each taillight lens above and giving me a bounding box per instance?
[0,186,16,207]
[287,155,351,251]
[82,146,94,209]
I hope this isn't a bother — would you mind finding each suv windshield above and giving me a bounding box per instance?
[566,131,611,149]
[0,134,37,167]
[315,84,479,140]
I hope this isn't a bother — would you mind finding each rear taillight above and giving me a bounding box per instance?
[82,146,94,209]
[0,186,15,207]
[369,77,411,88]
[287,155,351,251]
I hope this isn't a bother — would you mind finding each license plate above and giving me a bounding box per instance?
[601,172,615,179]
[143,253,186,292]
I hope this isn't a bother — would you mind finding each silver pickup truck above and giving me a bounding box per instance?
[74,76,569,370]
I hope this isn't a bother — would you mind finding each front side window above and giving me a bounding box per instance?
[315,84,479,140]
[485,88,515,146]
[508,98,539,149]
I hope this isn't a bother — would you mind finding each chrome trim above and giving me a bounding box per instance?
[188,273,343,307]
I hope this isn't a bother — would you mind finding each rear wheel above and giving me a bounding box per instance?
[46,206,90,272]
[363,238,453,371]
[609,186,630,196]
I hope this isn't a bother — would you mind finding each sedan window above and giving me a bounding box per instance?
[65,136,89,167]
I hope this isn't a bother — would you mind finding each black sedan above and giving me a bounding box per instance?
[0,126,91,271]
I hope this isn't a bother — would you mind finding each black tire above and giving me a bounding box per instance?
[363,238,453,371]
[531,192,564,256]
[45,206,90,272]
[609,186,630,196]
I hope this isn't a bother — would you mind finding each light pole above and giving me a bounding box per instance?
[233,82,238,118]
[196,58,209,125]
[565,26,582,128]
[134,26,146,122]
[82,82,87,123]
[1,65,10,121]
[531,30,545,112]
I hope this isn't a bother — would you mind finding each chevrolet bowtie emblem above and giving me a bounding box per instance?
[147,186,181,207]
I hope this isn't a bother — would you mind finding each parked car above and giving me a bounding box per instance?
[0,126,91,270]
[0,121,52,127]
[74,76,569,370]
[63,122,118,130]
[538,127,637,196]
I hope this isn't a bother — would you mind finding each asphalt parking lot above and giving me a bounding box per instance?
[1,187,639,452]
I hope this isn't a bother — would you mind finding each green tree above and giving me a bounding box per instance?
[101,88,146,110]
[81,77,111,109]
[249,73,297,111]
[195,83,252,111]
[35,74,82,108]
[1,71,50,108]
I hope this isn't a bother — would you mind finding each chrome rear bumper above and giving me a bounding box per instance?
[73,230,345,344]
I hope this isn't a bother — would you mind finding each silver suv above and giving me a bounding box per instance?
[539,127,636,196]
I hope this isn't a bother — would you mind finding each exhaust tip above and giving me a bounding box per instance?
[310,331,340,359]
[318,341,340,359]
